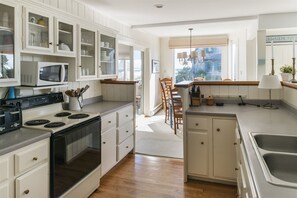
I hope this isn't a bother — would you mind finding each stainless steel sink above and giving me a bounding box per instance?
[254,134,297,153]
[263,153,297,183]
[250,133,297,188]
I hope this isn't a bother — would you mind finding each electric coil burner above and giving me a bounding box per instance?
[25,119,50,126]
[44,122,66,128]
[68,113,89,119]
[55,112,72,117]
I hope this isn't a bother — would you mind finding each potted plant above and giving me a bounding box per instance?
[280,64,293,81]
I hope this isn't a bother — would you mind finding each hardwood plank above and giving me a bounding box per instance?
[90,154,237,198]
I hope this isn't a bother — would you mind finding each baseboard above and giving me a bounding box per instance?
[149,103,162,116]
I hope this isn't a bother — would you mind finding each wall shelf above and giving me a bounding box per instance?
[15,84,68,97]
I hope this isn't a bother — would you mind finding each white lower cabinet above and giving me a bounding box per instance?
[235,127,257,198]
[15,163,48,198]
[187,132,208,176]
[101,127,117,176]
[213,118,237,180]
[186,115,236,182]
[0,138,49,198]
[101,104,134,177]
[117,135,134,161]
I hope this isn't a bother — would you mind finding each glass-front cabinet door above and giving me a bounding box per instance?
[77,26,97,80]
[23,7,53,53]
[55,18,76,56]
[0,1,20,86]
[99,34,116,78]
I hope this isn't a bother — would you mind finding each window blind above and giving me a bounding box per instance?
[168,35,228,49]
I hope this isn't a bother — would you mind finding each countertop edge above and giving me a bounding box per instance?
[0,132,51,155]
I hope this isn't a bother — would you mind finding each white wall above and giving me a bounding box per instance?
[246,38,257,80]
[259,13,297,30]
[257,12,297,79]
[229,29,247,80]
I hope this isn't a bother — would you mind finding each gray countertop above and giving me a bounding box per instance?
[82,101,133,116]
[0,101,131,156]
[0,128,50,155]
[187,104,297,198]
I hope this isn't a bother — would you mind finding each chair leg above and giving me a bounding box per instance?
[174,117,178,134]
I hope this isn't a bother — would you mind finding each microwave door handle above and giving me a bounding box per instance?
[61,66,65,82]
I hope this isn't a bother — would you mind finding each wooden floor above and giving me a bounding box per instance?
[90,154,237,198]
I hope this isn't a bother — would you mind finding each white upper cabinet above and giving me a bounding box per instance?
[23,7,53,53]
[0,0,20,87]
[77,25,98,80]
[54,18,76,56]
[22,7,76,57]
[98,32,117,79]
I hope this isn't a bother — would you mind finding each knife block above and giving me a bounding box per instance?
[191,97,201,106]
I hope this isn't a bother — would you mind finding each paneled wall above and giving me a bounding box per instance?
[101,83,135,102]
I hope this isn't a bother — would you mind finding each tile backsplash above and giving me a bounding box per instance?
[199,85,282,100]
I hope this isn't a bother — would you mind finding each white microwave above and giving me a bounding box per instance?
[21,61,68,86]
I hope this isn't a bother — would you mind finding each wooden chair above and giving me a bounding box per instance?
[160,81,170,123]
[168,86,183,134]
[159,77,179,92]
[159,77,179,107]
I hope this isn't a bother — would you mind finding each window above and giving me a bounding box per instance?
[175,47,223,83]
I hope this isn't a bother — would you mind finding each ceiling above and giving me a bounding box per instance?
[81,0,297,37]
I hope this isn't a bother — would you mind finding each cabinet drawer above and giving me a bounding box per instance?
[117,121,134,144]
[0,157,9,183]
[15,163,49,198]
[101,112,116,132]
[0,182,9,198]
[187,116,209,131]
[15,139,48,175]
[117,105,133,126]
[117,135,134,161]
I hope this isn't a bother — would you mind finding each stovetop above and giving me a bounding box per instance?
[2,92,100,133]
[23,110,99,133]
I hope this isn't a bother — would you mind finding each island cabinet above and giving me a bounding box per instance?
[186,114,236,183]
[0,138,49,198]
[235,127,258,198]
[100,104,134,177]
[213,118,237,180]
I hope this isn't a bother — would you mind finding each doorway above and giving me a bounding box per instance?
[133,50,144,115]
[118,44,144,115]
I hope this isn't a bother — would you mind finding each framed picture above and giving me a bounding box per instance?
[152,59,160,73]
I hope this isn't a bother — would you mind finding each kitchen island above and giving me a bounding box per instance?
[186,103,297,198]
[175,80,297,198]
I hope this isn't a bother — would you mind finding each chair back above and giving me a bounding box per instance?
[160,81,169,107]
[159,77,173,89]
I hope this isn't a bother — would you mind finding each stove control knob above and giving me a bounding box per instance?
[13,123,19,127]
[0,127,5,131]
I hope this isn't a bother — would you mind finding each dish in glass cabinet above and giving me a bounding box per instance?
[29,16,37,24]
[59,43,70,51]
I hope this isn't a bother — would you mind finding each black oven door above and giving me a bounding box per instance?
[50,116,101,198]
